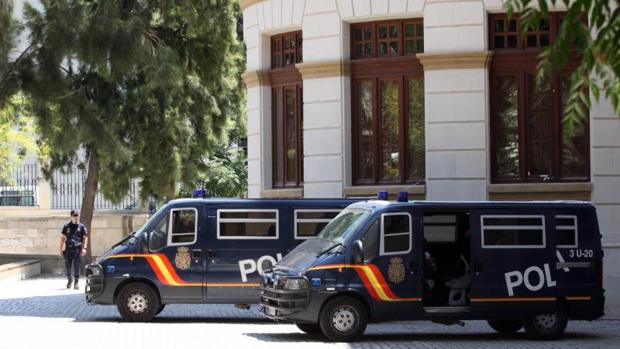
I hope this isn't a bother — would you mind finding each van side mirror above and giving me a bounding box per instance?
[351,240,364,264]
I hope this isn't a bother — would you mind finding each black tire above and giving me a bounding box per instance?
[318,297,368,342]
[523,305,568,340]
[487,319,523,334]
[295,323,322,335]
[155,304,166,316]
[116,282,160,322]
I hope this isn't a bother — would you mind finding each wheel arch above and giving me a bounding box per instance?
[113,277,162,305]
[321,290,373,319]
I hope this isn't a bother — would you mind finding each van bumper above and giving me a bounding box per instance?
[85,264,116,305]
[568,289,605,320]
[260,287,331,324]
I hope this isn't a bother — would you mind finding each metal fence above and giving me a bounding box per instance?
[0,163,39,206]
[51,168,139,211]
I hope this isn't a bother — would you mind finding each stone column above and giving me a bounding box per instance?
[299,1,350,198]
[419,0,490,200]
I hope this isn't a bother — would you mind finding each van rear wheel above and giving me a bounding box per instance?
[295,323,322,335]
[523,305,568,340]
[319,297,368,342]
[116,282,160,322]
[487,320,523,334]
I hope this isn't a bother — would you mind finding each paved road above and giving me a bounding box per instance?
[0,277,618,349]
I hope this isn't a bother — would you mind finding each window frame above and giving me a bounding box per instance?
[555,214,578,248]
[166,207,199,247]
[270,30,304,189]
[480,214,546,249]
[293,209,342,240]
[271,31,302,69]
[271,83,303,188]
[216,209,280,240]
[489,13,589,183]
[379,212,413,256]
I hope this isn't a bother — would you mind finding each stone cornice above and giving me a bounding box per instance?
[239,0,263,11]
[295,60,352,79]
[241,70,271,88]
[417,51,494,70]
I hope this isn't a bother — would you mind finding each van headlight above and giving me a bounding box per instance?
[282,278,308,290]
[88,264,102,277]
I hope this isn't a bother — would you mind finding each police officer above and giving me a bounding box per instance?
[59,210,89,289]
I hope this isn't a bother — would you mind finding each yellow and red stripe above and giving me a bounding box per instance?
[309,264,421,302]
[107,254,260,287]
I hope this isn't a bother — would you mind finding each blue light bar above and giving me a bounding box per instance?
[377,191,388,200]
[397,191,408,202]
[192,188,208,198]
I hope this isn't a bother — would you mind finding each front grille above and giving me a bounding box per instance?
[260,283,309,319]
[85,264,104,302]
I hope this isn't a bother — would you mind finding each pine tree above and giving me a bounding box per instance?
[2,0,245,262]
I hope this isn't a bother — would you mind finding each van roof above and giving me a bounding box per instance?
[165,198,594,210]
[166,197,357,207]
[349,200,595,210]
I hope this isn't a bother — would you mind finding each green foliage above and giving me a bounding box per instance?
[0,93,38,183]
[3,0,245,203]
[505,0,620,123]
[178,141,247,198]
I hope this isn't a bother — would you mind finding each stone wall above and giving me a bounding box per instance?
[0,212,149,257]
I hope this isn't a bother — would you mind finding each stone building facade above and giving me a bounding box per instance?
[240,0,620,316]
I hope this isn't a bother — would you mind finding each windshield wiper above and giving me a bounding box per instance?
[317,242,345,257]
[118,231,137,246]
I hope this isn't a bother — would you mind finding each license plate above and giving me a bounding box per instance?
[266,307,276,316]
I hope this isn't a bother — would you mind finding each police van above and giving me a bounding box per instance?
[85,195,355,321]
[260,194,605,341]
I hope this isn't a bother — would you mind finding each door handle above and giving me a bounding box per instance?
[191,249,202,259]
[473,261,482,273]
[207,249,216,259]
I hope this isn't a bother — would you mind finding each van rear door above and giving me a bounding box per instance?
[470,209,557,315]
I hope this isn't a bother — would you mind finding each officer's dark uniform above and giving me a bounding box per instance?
[61,221,88,285]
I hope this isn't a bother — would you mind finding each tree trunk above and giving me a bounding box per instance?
[80,148,98,266]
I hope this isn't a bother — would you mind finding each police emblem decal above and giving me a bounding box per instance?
[388,257,406,284]
[175,246,191,270]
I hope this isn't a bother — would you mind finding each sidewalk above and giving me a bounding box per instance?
[0,277,618,349]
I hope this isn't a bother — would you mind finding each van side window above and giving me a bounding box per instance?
[361,219,379,261]
[217,209,278,239]
[294,209,341,239]
[423,214,458,243]
[168,208,198,245]
[380,213,412,255]
[148,214,168,251]
[481,215,545,248]
[556,215,578,248]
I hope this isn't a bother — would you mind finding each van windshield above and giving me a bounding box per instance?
[317,207,371,243]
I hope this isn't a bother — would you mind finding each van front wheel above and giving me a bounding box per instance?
[319,297,368,342]
[116,282,160,322]
[487,319,523,334]
[523,306,568,340]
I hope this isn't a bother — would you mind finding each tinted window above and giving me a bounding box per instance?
[481,215,545,248]
[556,215,577,247]
[148,215,168,251]
[361,219,379,261]
[423,214,458,243]
[381,213,412,255]
[218,210,278,239]
[295,210,341,239]
[170,209,197,244]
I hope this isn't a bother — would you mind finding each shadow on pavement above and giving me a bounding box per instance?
[244,330,605,344]
[0,293,269,324]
